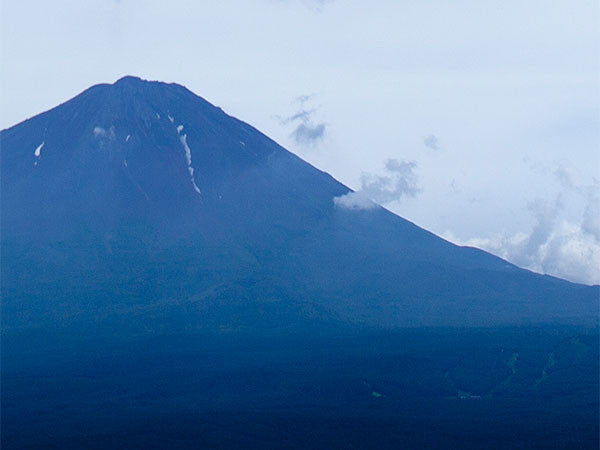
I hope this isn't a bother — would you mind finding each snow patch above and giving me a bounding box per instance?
[125,134,131,142]
[179,133,201,194]
[123,159,128,168]
[240,141,246,146]
[93,126,106,137]
[171,117,200,194]
[34,141,44,158]
[168,114,174,123]
[181,135,192,166]
[93,126,116,142]
[156,112,161,119]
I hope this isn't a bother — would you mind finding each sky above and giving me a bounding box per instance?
[1,0,598,284]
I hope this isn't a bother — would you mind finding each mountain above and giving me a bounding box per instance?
[2,76,597,333]
[2,76,598,448]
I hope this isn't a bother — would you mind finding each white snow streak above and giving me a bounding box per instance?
[175,122,201,194]
[168,114,174,123]
[180,134,193,167]
[125,134,131,142]
[156,112,161,119]
[34,141,44,157]
[180,134,201,193]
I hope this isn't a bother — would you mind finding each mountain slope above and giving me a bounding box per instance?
[1,76,597,334]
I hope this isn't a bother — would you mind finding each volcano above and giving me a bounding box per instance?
[2,75,596,331]
[2,77,598,448]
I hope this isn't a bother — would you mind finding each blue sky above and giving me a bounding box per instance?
[1,0,598,283]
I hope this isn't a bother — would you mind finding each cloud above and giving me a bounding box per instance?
[278,95,327,146]
[442,170,600,285]
[291,123,326,145]
[582,192,600,241]
[553,163,600,240]
[334,158,420,210]
[280,108,315,124]
[333,191,377,210]
[423,134,440,151]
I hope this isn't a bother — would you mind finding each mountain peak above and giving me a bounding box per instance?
[103,76,187,99]
[113,75,147,86]
[115,74,144,83]
[110,75,188,94]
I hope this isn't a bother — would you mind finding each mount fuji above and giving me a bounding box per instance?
[2,76,596,332]
[2,77,598,448]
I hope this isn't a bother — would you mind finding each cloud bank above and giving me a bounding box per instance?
[443,170,600,285]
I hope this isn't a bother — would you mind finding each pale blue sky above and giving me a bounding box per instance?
[1,0,598,283]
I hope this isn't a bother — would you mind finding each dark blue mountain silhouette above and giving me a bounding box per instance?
[2,76,596,333]
[2,77,598,448]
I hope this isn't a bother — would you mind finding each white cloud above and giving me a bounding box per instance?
[333,190,377,210]
[334,158,420,210]
[582,194,600,241]
[443,185,600,285]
